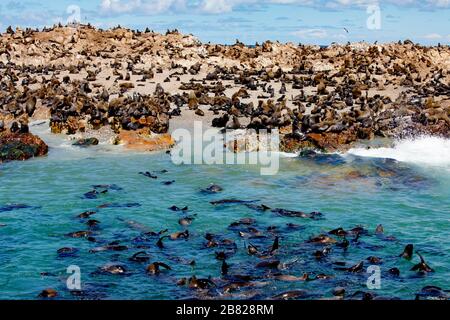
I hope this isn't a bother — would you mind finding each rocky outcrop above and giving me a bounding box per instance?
[280,130,359,153]
[117,130,174,152]
[0,25,448,153]
[0,132,48,162]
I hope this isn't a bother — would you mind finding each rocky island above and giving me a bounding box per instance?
[0,24,448,160]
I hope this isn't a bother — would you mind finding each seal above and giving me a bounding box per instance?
[140,171,158,179]
[221,260,229,275]
[201,184,223,194]
[210,199,258,205]
[169,205,189,212]
[157,236,170,249]
[57,247,78,258]
[38,288,58,298]
[188,276,216,290]
[329,227,348,237]
[146,262,172,275]
[400,244,414,260]
[179,215,196,226]
[308,234,337,244]
[170,230,189,240]
[272,290,308,300]
[66,231,92,238]
[129,251,151,263]
[77,211,96,219]
[99,264,127,275]
[270,236,279,254]
[411,252,434,273]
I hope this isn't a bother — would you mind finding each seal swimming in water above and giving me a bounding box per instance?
[99,264,127,275]
[77,211,97,219]
[86,219,101,229]
[400,244,414,260]
[179,215,196,226]
[388,267,400,276]
[38,288,58,298]
[415,286,449,300]
[272,290,308,300]
[272,208,320,219]
[256,259,280,269]
[375,224,384,234]
[139,171,158,179]
[66,231,92,238]
[270,236,279,254]
[156,236,170,249]
[57,247,78,258]
[210,199,258,205]
[201,184,223,194]
[188,276,216,290]
[83,189,103,199]
[308,234,337,244]
[335,261,364,273]
[411,252,434,273]
[169,205,188,212]
[146,262,172,275]
[170,230,189,240]
[221,260,230,275]
[129,251,151,263]
[329,227,348,237]
[244,203,271,212]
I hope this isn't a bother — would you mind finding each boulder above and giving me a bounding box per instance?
[72,138,99,147]
[306,130,358,152]
[280,129,358,153]
[117,130,174,152]
[0,131,48,162]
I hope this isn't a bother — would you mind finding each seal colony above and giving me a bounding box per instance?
[0,24,449,159]
[0,24,448,300]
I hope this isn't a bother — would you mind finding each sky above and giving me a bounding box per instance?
[0,0,449,45]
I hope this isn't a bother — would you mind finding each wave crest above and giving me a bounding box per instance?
[346,136,450,167]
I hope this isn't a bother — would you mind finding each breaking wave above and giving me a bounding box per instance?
[346,136,450,167]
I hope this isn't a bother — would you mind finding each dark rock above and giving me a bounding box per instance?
[72,138,99,147]
[0,132,48,162]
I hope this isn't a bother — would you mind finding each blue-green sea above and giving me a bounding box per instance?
[0,125,449,300]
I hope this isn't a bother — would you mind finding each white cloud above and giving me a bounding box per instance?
[200,0,264,13]
[292,28,329,38]
[98,0,450,16]
[100,0,187,15]
[427,0,450,7]
[201,0,234,13]
[423,33,443,39]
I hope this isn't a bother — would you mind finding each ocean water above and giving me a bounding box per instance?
[0,125,449,300]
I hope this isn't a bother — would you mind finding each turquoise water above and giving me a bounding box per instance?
[0,128,449,300]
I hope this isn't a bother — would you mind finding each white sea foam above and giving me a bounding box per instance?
[346,136,450,167]
[277,151,299,158]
